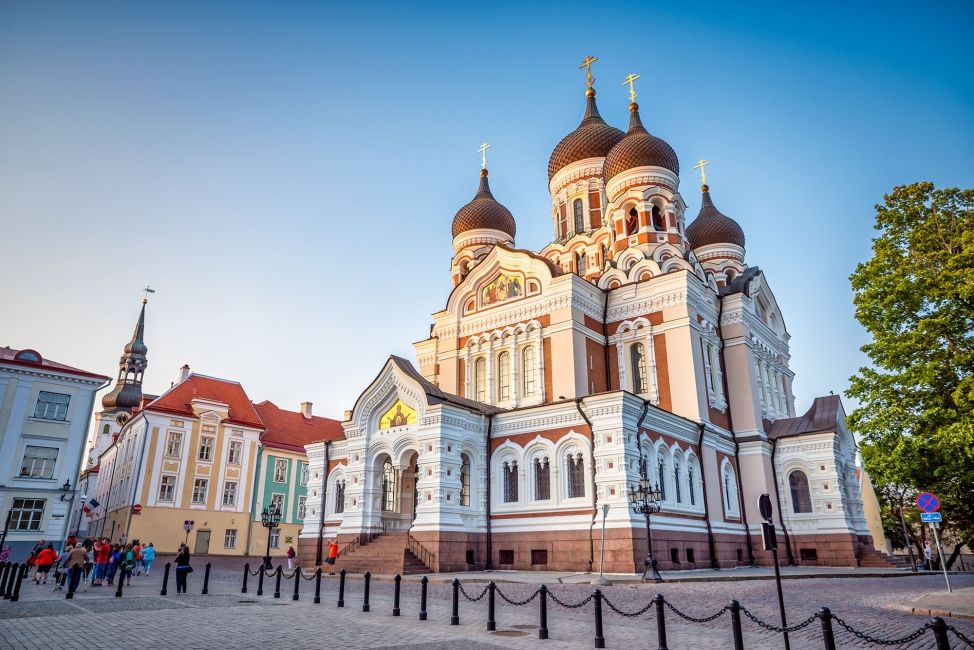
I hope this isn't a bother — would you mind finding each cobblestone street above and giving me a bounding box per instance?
[1,561,972,649]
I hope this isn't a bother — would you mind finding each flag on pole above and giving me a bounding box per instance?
[83,497,100,514]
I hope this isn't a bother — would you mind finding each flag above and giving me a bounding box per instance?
[83,497,100,514]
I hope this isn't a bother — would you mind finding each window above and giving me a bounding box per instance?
[626,208,639,236]
[10,498,45,531]
[657,455,667,501]
[102,424,110,435]
[533,456,550,500]
[198,436,214,461]
[503,460,518,503]
[381,460,395,511]
[670,548,679,564]
[270,528,281,549]
[673,459,682,504]
[334,479,346,514]
[686,548,696,563]
[299,462,308,485]
[192,478,208,504]
[573,198,584,233]
[224,529,237,549]
[575,251,586,275]
[158,475,176,502]
[460,454,471,506]
[228,440,242,464]
[800,548,818,561]
[498,549,514,565]
[496,352,511,401]
[222,481,237,507]
[270,493,285,517]
[532,549,549,565]
[722,464,738,515]
[789,470,813,513]
[652,204,664,230]
[165,431,182,457]
[601,243,609,267]
[273,459,288,483]
[687,459,697,506]
[558,203,568,239]
[297,496,307,520]
[20,446,58,479]
[474,357,487,403]
[33,391,70,421]
[522,347,537,397]
[630,344,647,394]
[566,452,585,498]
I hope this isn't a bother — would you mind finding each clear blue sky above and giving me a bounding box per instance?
[2,1,972,419]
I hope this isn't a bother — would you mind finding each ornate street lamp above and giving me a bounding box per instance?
[261,506,282,570]
[628,469,664,582]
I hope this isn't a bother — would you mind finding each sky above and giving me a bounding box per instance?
[1,1,972,422]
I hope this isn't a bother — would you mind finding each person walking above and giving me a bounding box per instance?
[120,543,136,586]
[133,541,143,575]
[141,543,155,576]
[64,544,88,593]
[106,544,122,585]
[286,545,296,570]
[33,543,58,584]
[174,543,192,595]
[326,539,339,575]
[92,538,109,586]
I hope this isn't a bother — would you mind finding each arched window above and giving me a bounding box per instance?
[573,199,584,233]
[474,357,487,403]
[575,251,586,276]
[652,204,664,230]
[657,454,667,501]
[334,479,346,514]
[558,203,568,240]
[626,208,639,236]
[521,347,537,397]
[381,460,395,511]
[789,470,813,513]
[673,457,683,504]
[566,452,585,498]
[496,352,511,401]
[600,244,609,267]
[533,456,550,500]
[102,424,110,435]
[630,343,647,394]
[687,457,698,507]
[722,463,739,515]
[460,454,471,506]
[503,460,518,503]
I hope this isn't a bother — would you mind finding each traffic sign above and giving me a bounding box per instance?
[921,512,942,523]
[132,504,142,514]
[916,492,940,513]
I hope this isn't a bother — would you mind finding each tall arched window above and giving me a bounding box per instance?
[573,199,584,233]
[460,454,471,506]
[789,470,813,513]
[630,343,647,394]
[334,479,346,514]
[533,456,550,500]
[673,458,683,504]
[575,251,586,276]
[687,457,698,507]
[503,460,518,503]
[652,204,664,230]
[567,452,585,498]
[381,460,395,511]
[558,203,568,240]
[657,453,667,501]
[626,208,639,236]
[522,346,537,397]
[600,244,609,268]
[722,463,739,515]
[496,352,511,401]
[474,357,487,403]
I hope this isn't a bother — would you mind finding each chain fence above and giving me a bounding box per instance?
[494,586,540,606]
[601,593,654,617]
[663,599,730,623]
[831,613,935,646]
[459,584,489,602]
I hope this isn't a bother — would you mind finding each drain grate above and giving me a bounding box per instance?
[492,630,530,637]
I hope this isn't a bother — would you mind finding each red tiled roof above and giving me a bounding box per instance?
[144,374,263,428]
[0,346,110,381]
[253,400,344,452]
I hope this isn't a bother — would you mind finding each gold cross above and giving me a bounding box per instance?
[579,55,598,89]
[623,73,640,103]
[694,159,710,186]
[478,142,491,169]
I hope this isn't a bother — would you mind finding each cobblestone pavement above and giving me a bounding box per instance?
[1,562,972,649]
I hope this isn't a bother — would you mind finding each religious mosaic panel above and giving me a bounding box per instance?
[379,399,416,429]
[480,272,524,307]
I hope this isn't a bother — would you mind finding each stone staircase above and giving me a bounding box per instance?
[858,546,911,569]
[335,532,431,575]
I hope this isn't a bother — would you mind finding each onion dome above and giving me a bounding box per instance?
[603,103,680,182]
[547,89,624,180]
[451,169,517,239]
[102,301,148,411]
[686,185,746,249]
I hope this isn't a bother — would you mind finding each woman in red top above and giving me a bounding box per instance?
[93,538,110,586]
[34,544,58,584]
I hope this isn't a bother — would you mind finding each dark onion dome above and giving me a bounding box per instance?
[451,169,517,239]
[547,89,625,180]
[686,185,746,249]
[603,103,680,182]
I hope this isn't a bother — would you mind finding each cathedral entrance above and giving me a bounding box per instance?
[375,450,420,532]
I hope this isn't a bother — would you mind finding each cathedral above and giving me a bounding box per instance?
[298,63,886,574]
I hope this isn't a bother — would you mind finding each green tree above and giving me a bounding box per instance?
[848,182,974,567]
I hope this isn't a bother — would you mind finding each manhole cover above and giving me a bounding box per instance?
[492,630,529,637]
[511,625,536,630]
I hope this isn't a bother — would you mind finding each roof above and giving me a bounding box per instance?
[547,90,625,180]
[603,103,679,182]
[768,395,842,440]
[0,346,110,381]
[497,244,564,276]
[451,169,517,239]
[390,356,503,416]
[143,373,264,428]
[686,186,746,249]
[253,400,345,451]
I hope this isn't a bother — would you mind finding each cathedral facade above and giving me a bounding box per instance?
[298,71,882,573]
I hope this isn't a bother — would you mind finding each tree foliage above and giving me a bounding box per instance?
[848,182,974,558]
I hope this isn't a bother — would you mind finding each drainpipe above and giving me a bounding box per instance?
[573,398,597,573]
[696,422,718,568]
[770,439,795,565]
[315,441,331,566]
[484,414,493,570]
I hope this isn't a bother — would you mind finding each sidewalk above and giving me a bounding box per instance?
[899,586,974,622]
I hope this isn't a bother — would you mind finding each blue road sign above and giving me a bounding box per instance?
[916,492,940,513]
[921,512,942,523]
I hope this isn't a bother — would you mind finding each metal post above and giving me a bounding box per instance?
[160,562,170,596]
[362,571,371,612]
[2,562,12,599]
[771,547,790,650]
[115,570,124,598]
[9,564,24,603]
[274,565,282,598]
[599,504,609,583]
[593,589,605,649]
[292,566,301,600]
[241,563,249,594]
[538,584,549,640]
[393,573,401,616]
[487,581,496,631]
[645,511,662,582]
[202,562,211,595]
[930,617,950,650]
[419,575,428,620]
[0,562,9,598]
[930,524,952,592]
[337,568,346,607]
[654,594,668,650]
[257,564,265,596]
[898,503,917,572]
[729,599,743,650]
[450,578,460,625]
[66,564,80,600]
[818,607,836,650]
[313,568,322,604]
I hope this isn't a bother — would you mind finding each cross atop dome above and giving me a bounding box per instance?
[478,141,491,170]
[623,72,640,104]
[579,55,598,92]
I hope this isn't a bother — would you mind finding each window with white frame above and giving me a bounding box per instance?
[502,460,518,503]
[228,440,242,464]
[533,456,550,500]
[722,463,739,516]
[630,343,648,394]
[224,528,237,548]
[522,346,537,396]
[789,470,813,513]
[273,458,288,483]
[566,452,585,498]
[270,528,281,548]
[657,453,667,501]
[20,445,58,479]
[158,475,176,501]
[496,352,511,401]
[11,498,45,530]
[573,198,584,233]
[33,391,70,421]
[381,460,395,511]
[673,457,683,503]
[334,479,346,514]
[165,431,182,457]
[198,436,214,461]
[222,481,237,507]
[299,462,308,486]
[192,478,208,504]
[474,357,487,403]
[297,496,307,520]
[270,493,285,517]
[687,456,698,507]
[460,454,471,506]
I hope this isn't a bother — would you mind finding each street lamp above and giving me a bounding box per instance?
[59,480,72,501]
[260,506,282,570]
[628,468,664,582]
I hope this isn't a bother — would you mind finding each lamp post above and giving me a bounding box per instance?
[628,472,663,582]
[261,506,282,570]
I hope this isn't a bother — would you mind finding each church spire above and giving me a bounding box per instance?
[101,299,150,412]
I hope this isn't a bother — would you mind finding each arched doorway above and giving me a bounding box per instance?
[375,450,420,532]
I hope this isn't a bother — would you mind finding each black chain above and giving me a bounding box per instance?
[299,568,319,581]
[495,587,541,606]
[947,625,974,648]
[663,599,729,623]
[601,593,655,618]
[281,568,299,579]
[262,568,277,578]
[739,607,817,633]
[247,566,262,576]
[830,614,931,645]
[459,584,489,602]
[547,591,594,609]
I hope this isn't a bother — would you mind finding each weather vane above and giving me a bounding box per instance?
[142,285,156,304]
[694,159,710,187]
[623,73,640,103]
[579,55,598,89]
[478,141,491,169]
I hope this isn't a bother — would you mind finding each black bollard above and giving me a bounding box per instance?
[337,568,346,607]
[730,600,744,650]
[313,568,322,604]
[487,581,496,631]
[2,562,13,600]
[538,584,549,640]
[66,564,80,600]
[257,565,265,596]
[115,570,125,598]
[242,563,249,594]
[419,575,428,621]
[202,562,211,595]
[274,565,282,599]
[818,607,835,650]
[593,589,605,649]
[393,573,401,616]
[0,562,9,600]
[450,578,460,625]
[292,566,300,601]
[362,571,371,612]
[654,594,668,650]
[160,562,170,596]
[9,564,24,603]
[930,617,950,650]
